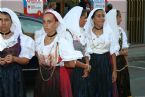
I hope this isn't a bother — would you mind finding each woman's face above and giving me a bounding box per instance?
[117,12,122,25]
[79,12,87,27]
[0,13,12,33]
[93,10,105,28]
[43,13,58,34]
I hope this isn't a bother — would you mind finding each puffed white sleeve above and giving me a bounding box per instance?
[109,28,120,55]
[84,33,91,59]
[121,28,129,49]
[84,46,91,59]
[85,32,93,55]
[19,35,35,59]
[58,37,83,61]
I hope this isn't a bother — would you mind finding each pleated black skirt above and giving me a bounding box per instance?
[71,58,89,97]
[88,52,112,97]
[0,64,25,97]
[116,55,132,97]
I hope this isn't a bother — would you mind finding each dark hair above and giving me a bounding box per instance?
[78,1,86,9]
[81,9,87,17]
[106,3,113,13]
[91,9,104,19]
[0,11,12,20]
[117,10,121,17]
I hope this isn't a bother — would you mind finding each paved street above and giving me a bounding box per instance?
[129,60,145,97]
[127,44,145,97]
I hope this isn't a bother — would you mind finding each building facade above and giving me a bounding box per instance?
[1,0,145,44]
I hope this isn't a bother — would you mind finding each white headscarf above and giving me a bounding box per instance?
[35,9,66,39]
[63,6,83,36]
[0,8,23,36]
[105,9,119,40]
[84,8,119,40]
[35,9,68,51]
[84,8,106,37]
[0,8,23,51]
[35,9,84,63]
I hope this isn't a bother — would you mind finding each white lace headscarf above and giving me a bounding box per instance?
[36,9,66,38]
[63,6,83,36]
[84,8,120,54]
[0,8,23,51]
[84,8,119,42]
[35,9,68,52]
[36,10,84,62]
[84,8,105,38]
[105,9,120,40]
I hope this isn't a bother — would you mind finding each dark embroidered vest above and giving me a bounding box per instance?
[119,29,123,51]
[0,36,21,58]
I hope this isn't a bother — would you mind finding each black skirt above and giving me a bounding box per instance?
[34,66,73,97]
[71,57,89,97]
[88,52,112,97]
[116,55,132,97]
[0,64,25,97]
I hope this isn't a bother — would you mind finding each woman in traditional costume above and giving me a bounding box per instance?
[0,8,35,97]
[34,9,86,97]
[63,6,91,97]
[84,8,120,97]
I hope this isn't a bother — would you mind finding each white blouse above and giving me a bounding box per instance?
[35,34,83,66]
[118,26,129,49]
[115,26,129,56]
[86,24,120,55]
[0,34,35,59]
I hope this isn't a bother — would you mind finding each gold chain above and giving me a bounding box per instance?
[39,66,56,81]
[39,42,59,81]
